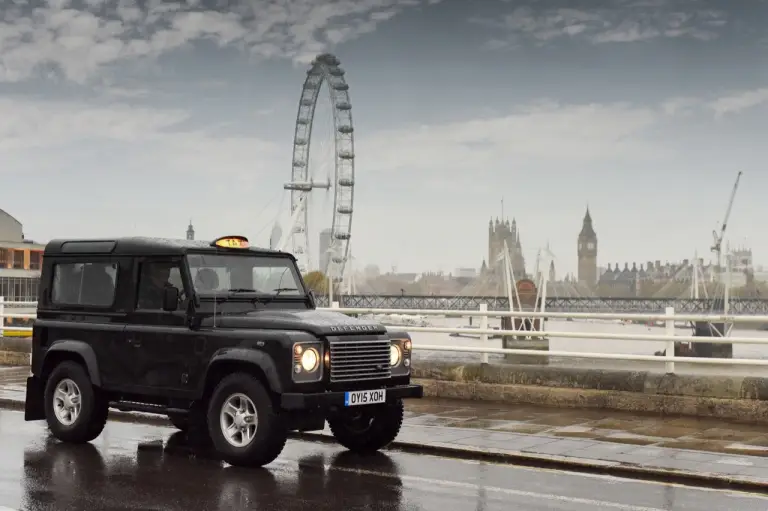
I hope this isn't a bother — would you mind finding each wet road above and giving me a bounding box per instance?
[0,411,766,510]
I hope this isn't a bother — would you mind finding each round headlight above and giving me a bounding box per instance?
[300,348,319,372]
[390,344,401,366]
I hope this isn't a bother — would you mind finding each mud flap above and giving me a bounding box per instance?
[24,376,45,421]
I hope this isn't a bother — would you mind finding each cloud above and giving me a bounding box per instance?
[0,0,439,84]
[660,88,768,118]
[0,96,282,176]
[709,88,768,117]
[356,100,664,180]
[473,2,727,48]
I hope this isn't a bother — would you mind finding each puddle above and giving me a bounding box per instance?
[590,418,655,431]
[695,428,768,442]
[629,425,699,439]
[449,419,515,430]
[599,432,664,446]
[493,423,552,434]
[533,415,596,427]
[486,409,559,422]
[404,414,472,427]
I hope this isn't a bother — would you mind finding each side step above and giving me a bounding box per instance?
[109,400,188,416]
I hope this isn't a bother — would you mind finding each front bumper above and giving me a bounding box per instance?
[280,384,423,411]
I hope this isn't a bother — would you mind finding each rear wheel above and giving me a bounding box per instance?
[328,399,404,454]
[44,361,109,444]
[206,373,287,467]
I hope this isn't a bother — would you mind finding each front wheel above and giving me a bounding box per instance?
[44,361,109,444]
[206,373,287,467]
[328,399,404,454]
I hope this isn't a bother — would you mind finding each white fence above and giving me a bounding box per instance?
[5,297,768,374]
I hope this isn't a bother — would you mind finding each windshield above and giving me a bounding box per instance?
[186,253,305,297]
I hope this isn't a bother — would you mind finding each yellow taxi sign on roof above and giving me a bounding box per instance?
[212,235,250,249]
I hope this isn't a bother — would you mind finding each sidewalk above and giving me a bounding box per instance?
[3,366,768,488]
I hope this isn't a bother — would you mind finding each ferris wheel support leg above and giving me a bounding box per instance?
[304,193,311,273]
[278,193,307,253]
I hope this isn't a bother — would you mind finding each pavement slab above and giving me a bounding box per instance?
[4,365,768,488]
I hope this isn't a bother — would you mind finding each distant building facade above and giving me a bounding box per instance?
[318,228,332,273]
[0,209,45,301]
[483,217,526,278]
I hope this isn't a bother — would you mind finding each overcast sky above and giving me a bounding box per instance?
[1,0,766,275]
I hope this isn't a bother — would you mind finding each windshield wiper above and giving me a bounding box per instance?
[228,288,257,293]
[252,287,300,305]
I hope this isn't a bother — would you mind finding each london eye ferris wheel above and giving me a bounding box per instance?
[278,53,355,281]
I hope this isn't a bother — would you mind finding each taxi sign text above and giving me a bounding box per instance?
[212,236,250,249]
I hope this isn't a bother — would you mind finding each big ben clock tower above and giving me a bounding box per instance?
[577,207,598,286]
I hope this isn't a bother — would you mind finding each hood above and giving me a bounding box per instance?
[203,308,388,336]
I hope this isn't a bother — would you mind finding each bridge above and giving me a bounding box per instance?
[315,294,768,315]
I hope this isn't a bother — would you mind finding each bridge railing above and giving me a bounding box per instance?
[4,297,768,374]
[321,303,768,373]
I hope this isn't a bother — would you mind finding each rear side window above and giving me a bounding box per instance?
[51,262,118,307]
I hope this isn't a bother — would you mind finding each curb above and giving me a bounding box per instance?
[293,431,768,494]
[1,397,766,493]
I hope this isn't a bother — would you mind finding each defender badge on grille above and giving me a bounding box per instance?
[329,324,378,332]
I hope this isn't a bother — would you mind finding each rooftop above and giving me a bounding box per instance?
[43,237,292,258]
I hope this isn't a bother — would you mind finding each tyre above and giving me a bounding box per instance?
[44,361,109,444]
[328,399,404,454]
[206,373,287,467]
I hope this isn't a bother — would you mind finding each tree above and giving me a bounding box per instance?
[303,271,329,293]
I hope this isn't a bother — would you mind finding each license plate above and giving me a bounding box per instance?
[344,389,386,407]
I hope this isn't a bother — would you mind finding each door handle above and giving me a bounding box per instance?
[127,338,141,348]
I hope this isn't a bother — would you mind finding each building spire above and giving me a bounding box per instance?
[186,219,195,240]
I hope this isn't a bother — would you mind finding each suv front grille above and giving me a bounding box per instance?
[329,337,391,383]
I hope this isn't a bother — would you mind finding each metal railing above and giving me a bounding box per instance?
[322,303,768,373]
[4,297,768,374]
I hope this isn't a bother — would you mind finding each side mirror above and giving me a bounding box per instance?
[162,286,180,312]
[308,289,317,308]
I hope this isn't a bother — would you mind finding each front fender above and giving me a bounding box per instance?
[203,348,284,394]
[43,340,101,387]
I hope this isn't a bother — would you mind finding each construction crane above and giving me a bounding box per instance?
[711,171,743,281]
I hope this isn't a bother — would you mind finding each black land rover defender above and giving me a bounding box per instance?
[24,235,422,467]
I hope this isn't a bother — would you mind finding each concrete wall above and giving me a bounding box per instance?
[412,361,768,423]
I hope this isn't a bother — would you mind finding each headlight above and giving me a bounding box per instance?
[292,342,324,382]
[301,348,319,372]
[390,344,402,366]
[390,339,411,376]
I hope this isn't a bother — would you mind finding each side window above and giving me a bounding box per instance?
[51,262,118,307]
[136,261,185,310]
